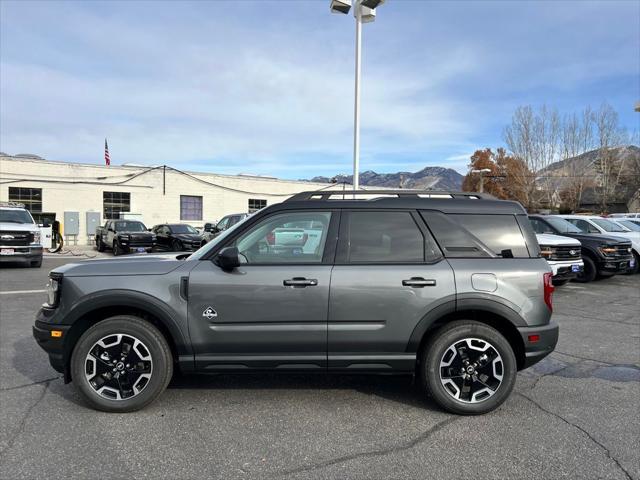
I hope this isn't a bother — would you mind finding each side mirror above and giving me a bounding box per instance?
[216,246,240,271]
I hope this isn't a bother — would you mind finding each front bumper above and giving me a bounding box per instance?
[0,245,43,262]
[32,315,70,374]
[549,260,583,280]
[598,257,634,275]
[517,321,559,369]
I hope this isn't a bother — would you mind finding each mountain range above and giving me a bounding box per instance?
[306,166,464,190]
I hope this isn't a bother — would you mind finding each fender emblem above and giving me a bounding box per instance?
[202,306,217,320]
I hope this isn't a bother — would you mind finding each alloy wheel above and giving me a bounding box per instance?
[439,337,503,404]
[84,333,153,400]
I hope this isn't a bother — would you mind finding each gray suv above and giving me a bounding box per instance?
[33,191,558,415]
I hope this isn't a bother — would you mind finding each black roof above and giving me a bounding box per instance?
[278,190,526,215]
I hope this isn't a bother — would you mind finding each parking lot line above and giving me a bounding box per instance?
[0,289,46,295]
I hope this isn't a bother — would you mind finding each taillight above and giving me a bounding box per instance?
[266,231,275,245]
[543,272,554,312]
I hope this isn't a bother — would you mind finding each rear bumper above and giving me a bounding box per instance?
[517,321,559,369]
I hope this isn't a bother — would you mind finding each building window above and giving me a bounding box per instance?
[103,192,131,220]
[8,187,42,213]
[180,195,203,221]
[248,199,267,213]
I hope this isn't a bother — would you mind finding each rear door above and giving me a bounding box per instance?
[328,210,455,372]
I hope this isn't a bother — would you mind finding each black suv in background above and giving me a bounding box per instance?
[152,224,202,251]
[529,215,633,282]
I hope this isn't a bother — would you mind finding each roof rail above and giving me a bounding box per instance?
[285,190,495,202]
[0,201,26,208]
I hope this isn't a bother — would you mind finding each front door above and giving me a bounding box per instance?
[188,210,338,371]
[328,210,456,372]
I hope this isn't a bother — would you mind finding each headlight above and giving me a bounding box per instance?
[539,246,554,259]
[599,245,617,256]
[30,230,41,245]
[46,274,62,307]
[151,235,157,241]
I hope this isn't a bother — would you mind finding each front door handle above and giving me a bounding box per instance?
[402,277,436,288]
[283,277,318,288]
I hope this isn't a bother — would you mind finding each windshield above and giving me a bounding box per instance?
[170,224,198,234]
[545,217,582,233]
[0,209,35,224]
[592,218,627,232]
[618,220,640,232]
[189,214,252,260]
[114,221,146,232]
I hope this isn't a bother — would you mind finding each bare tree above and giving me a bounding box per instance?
[559,108,595,211]
[503,105,560,209]
[594,103,628,213]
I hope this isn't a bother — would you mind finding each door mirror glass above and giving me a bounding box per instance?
[216,246,240,271]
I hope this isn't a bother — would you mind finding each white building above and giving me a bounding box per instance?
[0,154,342,240]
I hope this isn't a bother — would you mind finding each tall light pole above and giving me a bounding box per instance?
[330,0,385,190]
[471,168,491,193]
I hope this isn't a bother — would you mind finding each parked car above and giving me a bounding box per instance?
[557,215,639,274]
[201,213,250,244]
[529,215,634,281]
[618,219,640,230]
[152,224,202,251]
[95,220,156,256]
[608,212,640,219]
[34,190,558,415]
[0,201,43,267]
[535,233,583,286]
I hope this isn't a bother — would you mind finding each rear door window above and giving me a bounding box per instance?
[339,211,441,263]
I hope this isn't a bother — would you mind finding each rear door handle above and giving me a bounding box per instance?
[402,277,436,288]
[283,277,318,287]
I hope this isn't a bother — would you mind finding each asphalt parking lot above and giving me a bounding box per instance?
[1,257,639,480]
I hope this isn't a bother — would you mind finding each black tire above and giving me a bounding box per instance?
[113,241,121,256]
[574,256,596,283]
[626,251,639,275]
[420,321,517,415]
[171,240,182,251]
[552,279,569,287]
[97,237,105,252]
[30,258,42,268]
[70,316,173,413]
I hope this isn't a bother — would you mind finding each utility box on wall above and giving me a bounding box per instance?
[63,211,80,235]
[86,211,101,238]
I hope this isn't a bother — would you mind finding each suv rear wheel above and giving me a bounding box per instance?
[70,316,173,412]
[421,321,516,415]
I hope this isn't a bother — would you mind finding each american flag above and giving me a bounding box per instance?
[105,138,111,166]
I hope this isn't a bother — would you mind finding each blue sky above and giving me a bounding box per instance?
[1,0,638,178]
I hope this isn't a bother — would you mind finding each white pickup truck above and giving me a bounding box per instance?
[536,233,583,286]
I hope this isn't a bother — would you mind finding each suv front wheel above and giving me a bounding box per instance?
[70,316,173,412]
[421,321,517,415]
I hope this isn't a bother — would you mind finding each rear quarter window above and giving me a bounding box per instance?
[421,211,531,258]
